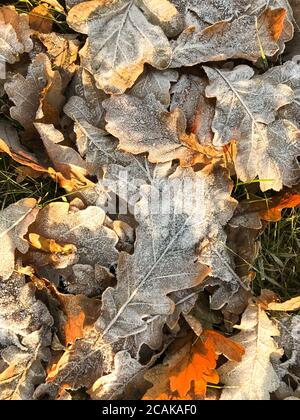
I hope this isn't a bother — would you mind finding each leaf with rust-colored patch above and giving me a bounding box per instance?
[260,192,300,221]
[143,329,244,400]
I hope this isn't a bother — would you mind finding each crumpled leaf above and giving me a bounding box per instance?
[0,199,38,280]
[0,5,33,64]
[204,64,300,191]
[38,32,80,88]
[4,53,64,135]
[129,67,178,105]
[0,121,47,173]
[64,68,107,127]
[170,74,215,145]
[275,315,300,380]
[89,350,145,400]
[67,0,172,94]
[171,7,287,68]
[34,328,114,400]
[29,3,53,34]
[0,270,53,400]
[34,123,91,188]
[30,201,119,270]
[143,330,244,400]
[104,93,219,166]
[219,302,283,400]
[96,165,237,351]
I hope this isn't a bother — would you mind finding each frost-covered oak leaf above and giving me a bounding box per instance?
[67,0,175,94]
[204,64,300,191]
[0,5,33,64]
[0,199,38,280]
[219,302,282,400]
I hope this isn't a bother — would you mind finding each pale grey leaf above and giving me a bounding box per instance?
[219,302,283,400]
[170,74,215,145]
[129,67,178,105]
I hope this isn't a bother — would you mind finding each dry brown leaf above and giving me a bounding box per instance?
[29,4,53,34]
[267,296,300,312]
[38,32,80,88]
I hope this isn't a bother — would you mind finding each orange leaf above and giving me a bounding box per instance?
[143,329,244,400]
[260,192,300,222]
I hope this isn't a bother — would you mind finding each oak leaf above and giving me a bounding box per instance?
[0,5,33,64]
[143,330,244,400]
[96,165,236,351]
[0,198,38,280]
[0,270,53,400]
[204,64,300,191]
[67,0,173,94]
[219,302,283,400]
[260,192,300,221]
[29,3,53,34]
[171,8,287,68]
[4,53,64,136]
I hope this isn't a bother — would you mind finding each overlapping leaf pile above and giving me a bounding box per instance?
[0,0,299,400]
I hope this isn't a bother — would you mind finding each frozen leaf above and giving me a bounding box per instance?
[272,61,300,130]
[0,5,33,64]
[276,315,300,380]
[31,202,119,269]
[171,8,287,67]
[38,32,80,88]
[204,64,300,191]
[5,53,64,135]
[34,328,114,400]
[129,67,178,105]
[96,165,236,350]
[171,0,268,30]
[284,0,300,60]
[143,330,244,400]
[104,93,217,165]
[219,302,283,400]
[170,74,215,145]
[64,69,107,127]
[63,264,114,297]
[136,0,184,36]
[0,199,38,280]
[89,350,144,400]
[34,123,90,187]
[0,271,53,400]
[67,0,172,94]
